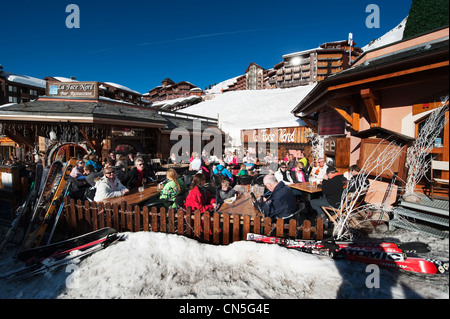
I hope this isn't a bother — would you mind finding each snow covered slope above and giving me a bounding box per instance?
[362,17,408,52]
[184,85,316,147]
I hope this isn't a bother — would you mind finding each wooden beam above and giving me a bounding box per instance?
[330,107,360,132]
[413,100,449,116]
[301,118,317,133]
[79,128,103,154]
[5,130,35,149]
[328,61,449,91]
[328,98,360,131]
[361,89,381,127]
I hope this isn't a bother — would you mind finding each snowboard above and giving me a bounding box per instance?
[246,233,448,275]
[20,158,77,251]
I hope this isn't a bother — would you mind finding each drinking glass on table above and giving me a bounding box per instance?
[138,185,145,197]
[309,177,315,188]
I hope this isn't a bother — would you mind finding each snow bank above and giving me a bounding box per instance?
[1,231,447,299]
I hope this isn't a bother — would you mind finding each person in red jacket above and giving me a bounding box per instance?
[184,173,216,213]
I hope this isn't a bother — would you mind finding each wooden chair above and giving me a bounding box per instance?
[430,160,449,199]
[321,188,368,228]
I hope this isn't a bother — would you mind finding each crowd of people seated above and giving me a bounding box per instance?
[57,148,368,233]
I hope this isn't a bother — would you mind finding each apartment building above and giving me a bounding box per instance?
[0,66,46,106]
[274,40,363,88]
[224,40,363,92]
[144,78,203,105]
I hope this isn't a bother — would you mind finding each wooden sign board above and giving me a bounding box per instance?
[46,81,99,99]
[241,126,309,144]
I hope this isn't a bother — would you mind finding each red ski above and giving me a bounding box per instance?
[246,233,448,275]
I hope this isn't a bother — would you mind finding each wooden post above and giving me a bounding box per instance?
[223,213,230,245]
[302,220,311,240]
[126,204,133,232]
[91,201,98,231]
[243,215,250,240]
[120,202,126,232]
[316,218,323,240]
[134,205,141,232]
[194,210,201,239]
[232,214,240,243]
[276,218,284,238]
[264,217,271,235]
[142,206,149,232]
[185,208,192,236]
[105,203,112,228]
[168,208,175,234]
[76,199,84,233]
[203,212,210,242]
[84,200,91,231]
[253,216,261,234]
[151,207,158,232]
[288,219,296,238]
[160,207,166,233]
[69,198,77,233]
[113,203,120,231]
[177,209,184,235]
[213,212,220,244]
[97,202,105,229]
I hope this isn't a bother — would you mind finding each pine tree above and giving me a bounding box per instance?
[403,0,449,39]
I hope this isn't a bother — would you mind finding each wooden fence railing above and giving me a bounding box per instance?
[61,198,324,245]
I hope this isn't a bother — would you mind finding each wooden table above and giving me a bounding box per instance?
[289,183,322,201]
[217,194,260,217]
[100,183,160,206]
[161,164,190,170]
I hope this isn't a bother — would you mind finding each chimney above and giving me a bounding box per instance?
[70,76,76,81]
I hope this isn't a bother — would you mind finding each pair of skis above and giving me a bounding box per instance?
[19,158,77,251]
[1,228,123,281]
[246,233,449,275]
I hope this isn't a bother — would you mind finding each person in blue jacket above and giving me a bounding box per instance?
[213,161,233,180]
[261,174,297,219]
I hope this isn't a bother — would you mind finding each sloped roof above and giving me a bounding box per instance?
[0,99,167,127]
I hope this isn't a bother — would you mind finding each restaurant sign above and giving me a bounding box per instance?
[241,126,308,144]
[47,81,99,99]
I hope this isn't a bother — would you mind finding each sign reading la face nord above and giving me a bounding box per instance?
[47,81,99,98]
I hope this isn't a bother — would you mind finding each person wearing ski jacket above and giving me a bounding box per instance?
[184,173,216,213]
[310,166,346,228]
[213,162,233,180]
[120,157,155,190]
[94,167,129,202]
[261,174,297,219]
[159,169,185,208]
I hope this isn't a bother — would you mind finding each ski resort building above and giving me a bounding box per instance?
[0,81,221,221]
[292,27,449,226]
[0,66,46,106]
[222,40,363,92]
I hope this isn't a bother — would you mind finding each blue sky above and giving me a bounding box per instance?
[1,0,412,93]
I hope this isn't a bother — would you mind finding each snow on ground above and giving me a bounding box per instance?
[184,85,315,147]
[0,229,448,299]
